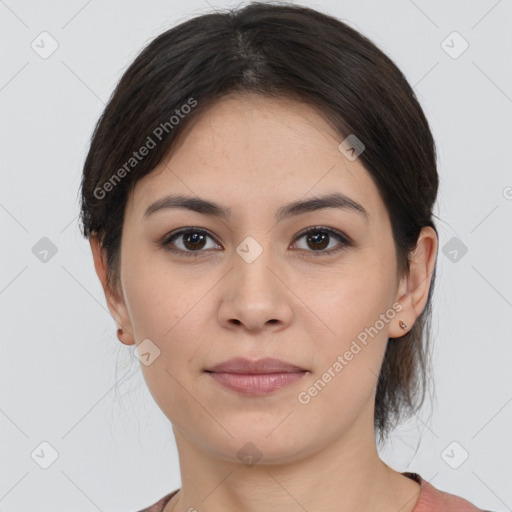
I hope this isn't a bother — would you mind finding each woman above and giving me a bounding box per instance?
[79,3,496,511]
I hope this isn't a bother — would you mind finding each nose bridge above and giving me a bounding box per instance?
[233,233,278,296]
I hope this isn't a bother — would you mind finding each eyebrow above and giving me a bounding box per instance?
[143,192,368,222]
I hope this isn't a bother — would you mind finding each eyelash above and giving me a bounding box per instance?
[160,226,353,259]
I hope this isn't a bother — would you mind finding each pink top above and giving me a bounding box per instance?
[137,472,495,512]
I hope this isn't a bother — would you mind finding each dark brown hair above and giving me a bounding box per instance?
[79,2,439,443]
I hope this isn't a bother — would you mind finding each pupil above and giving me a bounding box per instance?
[185,232,205,250]
[308,231,328,250]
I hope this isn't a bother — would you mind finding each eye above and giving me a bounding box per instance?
[161,228,221,257]
[291,226,352,257]
[160,226,352,258]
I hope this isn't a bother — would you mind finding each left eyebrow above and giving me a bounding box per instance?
[143,192,369,222]
[276,193,368,222]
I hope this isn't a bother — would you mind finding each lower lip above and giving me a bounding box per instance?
[208,372,306,395]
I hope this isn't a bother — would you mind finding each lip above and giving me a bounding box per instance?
[205,357,307,395]
[207,357,306,374]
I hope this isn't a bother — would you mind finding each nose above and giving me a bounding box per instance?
[217,243,294,333]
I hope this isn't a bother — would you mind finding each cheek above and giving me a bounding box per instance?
[296,285,391,428]
[316,256,397,341]
[120,246,199,341]
[122,276,173,341]
[301,253,396,396]
[120,260,208,422]
[120,254,215,390]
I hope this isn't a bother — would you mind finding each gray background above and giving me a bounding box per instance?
[1,0,511,510]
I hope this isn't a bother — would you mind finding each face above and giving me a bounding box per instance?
[107,93,410,464]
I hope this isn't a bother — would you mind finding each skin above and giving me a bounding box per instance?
[90,93,437,512]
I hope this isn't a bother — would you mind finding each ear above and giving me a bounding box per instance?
[389,226,438,339]
[89,234,135,345]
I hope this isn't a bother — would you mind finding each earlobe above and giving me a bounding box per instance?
[116,327,134,346]
[389,226,438,339]
[398,320,408,331]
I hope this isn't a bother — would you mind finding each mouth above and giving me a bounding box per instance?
[204,357,308,395]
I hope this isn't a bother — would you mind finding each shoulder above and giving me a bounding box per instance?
[135,479,500,512]
[136,489,179,512]
[406,473,498,512]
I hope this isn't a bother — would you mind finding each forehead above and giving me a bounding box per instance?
[126,93,389,227]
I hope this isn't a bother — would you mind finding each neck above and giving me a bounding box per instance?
[164,417,421,512]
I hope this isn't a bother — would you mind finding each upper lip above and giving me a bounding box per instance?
[206,357,306,374]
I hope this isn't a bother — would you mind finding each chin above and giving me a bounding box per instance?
[202,422,317,466]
